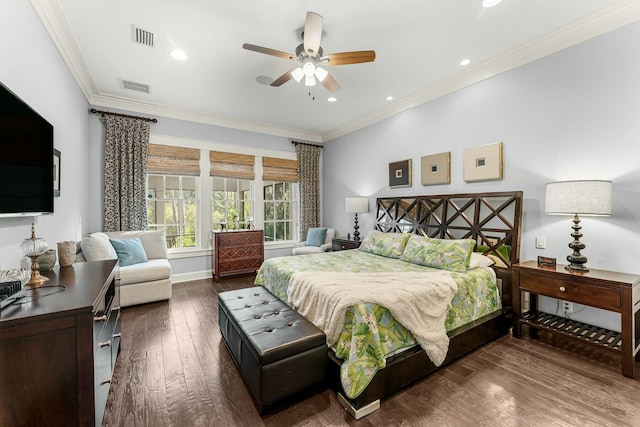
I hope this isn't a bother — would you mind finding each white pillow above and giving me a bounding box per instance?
[81,232,117,262]
[105,229,168,259]
[468,252,494,269]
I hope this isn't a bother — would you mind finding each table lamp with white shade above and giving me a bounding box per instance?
[345,197,369,242]
[545,180,612,272]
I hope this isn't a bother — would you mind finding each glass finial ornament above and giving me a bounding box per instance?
[20,223,49,286]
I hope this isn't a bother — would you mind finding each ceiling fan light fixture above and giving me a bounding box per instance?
[291,67,304,82]
[302,62,316,77]
[304,75,316,87]
[315,66,328,82]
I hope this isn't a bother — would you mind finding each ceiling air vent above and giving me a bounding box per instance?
[122,79,150,94]
[133,26,155,47]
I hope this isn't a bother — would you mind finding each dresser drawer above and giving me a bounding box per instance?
[520,272,621,310]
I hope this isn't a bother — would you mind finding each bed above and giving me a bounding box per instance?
[255,191,523,418]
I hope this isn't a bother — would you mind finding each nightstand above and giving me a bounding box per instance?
[512,260,640,378]
[332,237,361,251]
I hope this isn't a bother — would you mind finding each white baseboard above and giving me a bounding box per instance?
[171,270,212,284]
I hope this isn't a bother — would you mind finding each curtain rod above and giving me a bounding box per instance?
[291,140,322,148]
[90,108,158,123]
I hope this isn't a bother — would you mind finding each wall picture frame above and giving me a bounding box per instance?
[421,152,451,186]
[53,149,61,197]
[388,159,412,188]
[463,141,503,182]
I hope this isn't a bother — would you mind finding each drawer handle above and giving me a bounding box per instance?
[559,286,566,292]
[94,315,107,322]
[112,333,121,339]
[101,378,112,385]
[99,340,111,347]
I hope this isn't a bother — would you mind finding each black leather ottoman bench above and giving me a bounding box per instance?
[218,286,327,413]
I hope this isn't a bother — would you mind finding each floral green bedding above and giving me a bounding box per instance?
[254,249,499,399]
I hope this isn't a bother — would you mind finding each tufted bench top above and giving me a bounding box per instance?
[218,286,325,365]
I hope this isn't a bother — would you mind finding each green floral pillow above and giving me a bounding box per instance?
[400,234,476,273]
[358,230,412,259]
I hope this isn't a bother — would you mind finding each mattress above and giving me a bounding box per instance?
[254,249,499,398]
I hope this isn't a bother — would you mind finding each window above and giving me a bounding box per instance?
[211,177,253,230]
[262,156,299,242]
[210,150,255,232]
[263,181,296,242]
[146,139,301,251]
[147,175,198,248]
[146,144,201,249]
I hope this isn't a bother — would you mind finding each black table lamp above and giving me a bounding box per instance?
[345,197,369,242]
[545,180,612,272]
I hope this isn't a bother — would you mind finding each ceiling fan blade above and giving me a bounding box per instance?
[320,72,340,92]
[242,43,293,60]
[270,70,295,87]
[326,50,376,65]
[303,12,323,55]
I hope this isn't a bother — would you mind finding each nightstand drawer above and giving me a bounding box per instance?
[520,272,621,310]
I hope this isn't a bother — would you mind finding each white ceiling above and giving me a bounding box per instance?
[32,0,640,142]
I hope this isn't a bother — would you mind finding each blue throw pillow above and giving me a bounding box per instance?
[306,227,327,247]
[109,238,148,267]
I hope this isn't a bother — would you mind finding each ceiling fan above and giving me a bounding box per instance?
[242,11,376,92]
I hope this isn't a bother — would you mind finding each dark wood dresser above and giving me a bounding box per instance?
[212,229,264,279]
[0,260,120,427]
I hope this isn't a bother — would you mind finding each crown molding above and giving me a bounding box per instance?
[89,93,323,143]
[321,0,640,142]
[29,0,98,101]
[32,0,640,144]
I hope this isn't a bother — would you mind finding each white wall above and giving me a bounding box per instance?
[323,21,640,331]
[0,2,90,269]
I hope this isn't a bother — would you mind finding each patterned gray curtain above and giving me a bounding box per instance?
[295,142,322,240]
[103,116,150,231]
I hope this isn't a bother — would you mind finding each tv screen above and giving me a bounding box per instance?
[0,82,54,217]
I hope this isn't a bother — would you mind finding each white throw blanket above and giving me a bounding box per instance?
[287,271,458,366]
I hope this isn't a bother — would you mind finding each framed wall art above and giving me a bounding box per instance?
[53,149,61,197]
[463,141,503,182]
[388,159,412,188]
[421,152,451,186]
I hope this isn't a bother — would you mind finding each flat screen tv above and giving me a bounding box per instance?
[0,82,54,217]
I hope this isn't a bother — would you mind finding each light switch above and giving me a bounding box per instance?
[535,236,546,249]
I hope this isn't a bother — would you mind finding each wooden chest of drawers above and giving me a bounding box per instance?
[212,229,264,279]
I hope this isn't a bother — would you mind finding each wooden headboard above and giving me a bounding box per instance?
[374,191,523,310]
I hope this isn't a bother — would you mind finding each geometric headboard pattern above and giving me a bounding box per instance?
[374,191,523,309]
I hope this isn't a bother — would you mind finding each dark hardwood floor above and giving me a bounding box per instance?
[102,275,640,426]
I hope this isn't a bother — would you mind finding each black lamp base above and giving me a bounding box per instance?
[565,213,589,272]
[353,213,361,242]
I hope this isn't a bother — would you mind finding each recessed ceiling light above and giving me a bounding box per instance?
[482,0,502,7]
[170,49,187,60]
[327,97,337,103]
[460,59,471,66]
[386,96,393,101]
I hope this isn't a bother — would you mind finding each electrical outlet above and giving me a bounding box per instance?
[562,300,573,314]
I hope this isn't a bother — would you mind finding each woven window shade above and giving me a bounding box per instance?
[210,151,255,180]
[148,144,200,176]
[262,157,298,182]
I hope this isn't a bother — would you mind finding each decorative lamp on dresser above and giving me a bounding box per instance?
[212,229,264,280]
[512,261,640,378]
[0,259,120,427]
